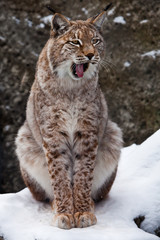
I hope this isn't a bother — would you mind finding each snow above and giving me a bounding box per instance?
[17,40,24,46]
[0,36,6,41]
[140,19,148,24]
[107,7,116,16]
[25,19,33,28]
[3,125,10,132]
[0,129,160,240]
[36,23,45,29]
[124,61,131,67]
[141,50,160,59]
[113,16,126,24]
[82,7,89,15]
[12,16,20,24]
[31,51,38,57]
[41,15,53,25]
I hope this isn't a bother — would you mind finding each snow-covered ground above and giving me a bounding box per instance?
[113,16,126,24]
[141,50,160,59]
[0,130,160,240]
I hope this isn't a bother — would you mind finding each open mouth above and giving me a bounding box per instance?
[71,63,89,78]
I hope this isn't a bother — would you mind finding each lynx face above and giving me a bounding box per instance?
[47,15,105,82]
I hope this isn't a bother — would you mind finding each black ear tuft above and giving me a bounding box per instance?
[87,3,113,29]
[46,5,56,14]
[103,3,113,12]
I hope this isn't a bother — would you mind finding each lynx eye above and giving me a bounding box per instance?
[92,38,100,45]
[69,39,81,46]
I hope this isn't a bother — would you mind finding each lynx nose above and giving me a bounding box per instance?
[86,53,94,60]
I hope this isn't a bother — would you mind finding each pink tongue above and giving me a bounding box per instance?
[76,64,84,78]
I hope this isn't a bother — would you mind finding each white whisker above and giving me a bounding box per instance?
[100,58,117,73]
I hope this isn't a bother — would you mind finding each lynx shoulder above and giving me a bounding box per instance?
[16,7,123,229]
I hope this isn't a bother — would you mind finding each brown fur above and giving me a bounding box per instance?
[16,11,123,229]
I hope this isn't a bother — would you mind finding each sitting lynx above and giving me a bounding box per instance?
[16,6,123,229]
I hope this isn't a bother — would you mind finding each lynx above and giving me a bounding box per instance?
[16,7,123,229]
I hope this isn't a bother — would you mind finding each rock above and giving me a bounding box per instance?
[155,227,160,237]
[11,65,20,76]
[134,216,145,228]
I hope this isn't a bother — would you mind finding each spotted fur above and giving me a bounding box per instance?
[16,10,123,229]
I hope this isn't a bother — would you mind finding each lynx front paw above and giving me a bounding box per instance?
[74,212,97,228]
[52,213,75,229]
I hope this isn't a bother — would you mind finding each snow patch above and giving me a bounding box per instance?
[36,23,45,29]
[107,7,116,16]
[140,19,148,24]
[141,50,160,59]
[5,105,10,110]
[32,51,38,57]
[12,16,20,24]
[113,16,126,24]
[3,125,11,132]
[0,130,160,240]
[124,61,131,67]
[41,15,53,25]
[82,7,89,15]
[18,40,24,46]
[25,19,33,28]
[0,36,6,41]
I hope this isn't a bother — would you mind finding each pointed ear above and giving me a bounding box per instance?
[87,3,113,29]
[51,13,70,36]
[90,11,106,29]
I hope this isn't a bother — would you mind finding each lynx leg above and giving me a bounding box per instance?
[73,129,98,228]
[91,120,123,202]
[42,135,75,229]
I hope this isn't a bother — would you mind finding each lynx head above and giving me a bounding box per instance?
[46,8,108,82]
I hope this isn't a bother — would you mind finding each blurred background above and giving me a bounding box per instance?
[0,0,160,193]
